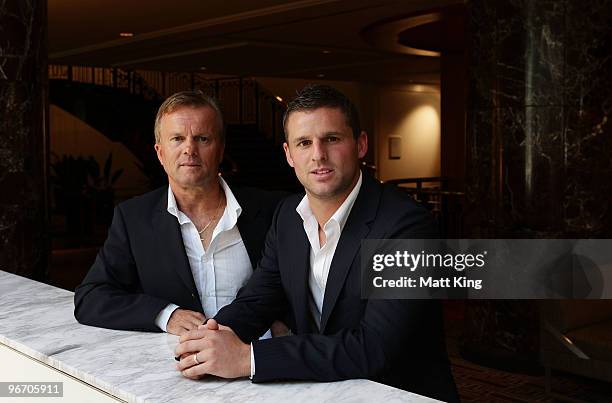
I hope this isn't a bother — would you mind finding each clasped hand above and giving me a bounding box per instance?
[167,309,206,336]
[175,319,251,379]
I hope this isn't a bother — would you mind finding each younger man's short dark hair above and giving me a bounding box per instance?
[282,84,361,140]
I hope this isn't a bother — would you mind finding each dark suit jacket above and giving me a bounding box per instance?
[74,185,284,332]
[215,173,459,402]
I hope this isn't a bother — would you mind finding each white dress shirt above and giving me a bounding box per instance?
[250,172,363,377]
[296,172,362,327]
[154,177,253,330]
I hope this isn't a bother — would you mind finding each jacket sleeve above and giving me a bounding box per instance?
[250,299,434,382]
[73,205,171,331]
[237,202,438,383]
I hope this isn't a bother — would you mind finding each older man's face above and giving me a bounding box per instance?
[155,106,224,191]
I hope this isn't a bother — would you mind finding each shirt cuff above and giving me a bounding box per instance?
[154,303,180,332]
[250,342,255,379]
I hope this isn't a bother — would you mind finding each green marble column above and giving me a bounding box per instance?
[0,0,49,279]
[462,0,611,369]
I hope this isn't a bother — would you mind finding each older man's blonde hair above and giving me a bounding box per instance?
[154,90,224,144]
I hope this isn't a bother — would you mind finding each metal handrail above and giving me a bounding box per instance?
[384,176,448,189]
[384,176,464,237]
[49,64,286,142]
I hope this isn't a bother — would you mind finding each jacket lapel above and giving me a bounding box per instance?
[319,174,381,332]
[234,189,261,269]
[151,189,200,302]
[288,211,313,333]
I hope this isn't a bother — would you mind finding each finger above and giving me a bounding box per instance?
[197,348,213,364]
[189,311,206,322]
[175,327,187,337]
[183,373,204,380]
[179,328,207,343]
[174,339,210,357]
[176,352,201,371]
[187,316,205,328]
[168,323,190,336]
[175,339,205,357]
[181,310,204,322]
[177,359,202,372]
[206,319,219,330]
[181,321,200,331]
[176,358,188,371]
[181,309,204,318]
[182,361,212,378]
[179,310,205,324]
[176,353,196,371]
[174,351,190,362]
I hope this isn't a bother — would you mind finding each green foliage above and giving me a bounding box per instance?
[51,152,123,192]
[88,152,124,191]
[50,152,124,213]
[50,154,95,194]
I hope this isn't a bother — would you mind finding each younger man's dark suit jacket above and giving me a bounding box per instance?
[74,185,283,332]
[215,173,459,403]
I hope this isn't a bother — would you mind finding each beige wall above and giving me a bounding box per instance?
[253,78,440,182]
[375,84,441,182]
[50,105,150,199]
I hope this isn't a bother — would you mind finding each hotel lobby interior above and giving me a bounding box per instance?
[1,0,611,401]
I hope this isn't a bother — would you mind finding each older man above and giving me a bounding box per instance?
[175,85,459,402]
[74,91,284,336]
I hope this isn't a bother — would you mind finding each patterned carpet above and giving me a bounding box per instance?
[448,341,612,402]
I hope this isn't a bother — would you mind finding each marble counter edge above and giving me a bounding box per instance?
[1,328,141,403]
[0,271,440,403]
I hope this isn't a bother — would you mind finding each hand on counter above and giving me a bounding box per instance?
[167,309,206,336]
[175,319,250,379]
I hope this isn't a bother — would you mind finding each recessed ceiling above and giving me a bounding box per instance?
[49,0,462,84]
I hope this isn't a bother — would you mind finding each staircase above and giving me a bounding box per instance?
[224,124,300,191]
[49,65,296,192]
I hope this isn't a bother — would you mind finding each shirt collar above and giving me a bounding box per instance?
[166,186,182,220]
[218,176,242,227]
[296,171,363,232]
[166,176,242,226]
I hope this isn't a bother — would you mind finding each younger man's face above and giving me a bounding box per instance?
[283,107,367,203]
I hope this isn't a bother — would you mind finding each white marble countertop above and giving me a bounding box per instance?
[0,271,438,403]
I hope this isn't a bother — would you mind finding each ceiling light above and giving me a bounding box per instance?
[275,96,283,102]
[322,50,331,54]
[119,32,134,37]
[317,73,325,78]
[200,66,207,70]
